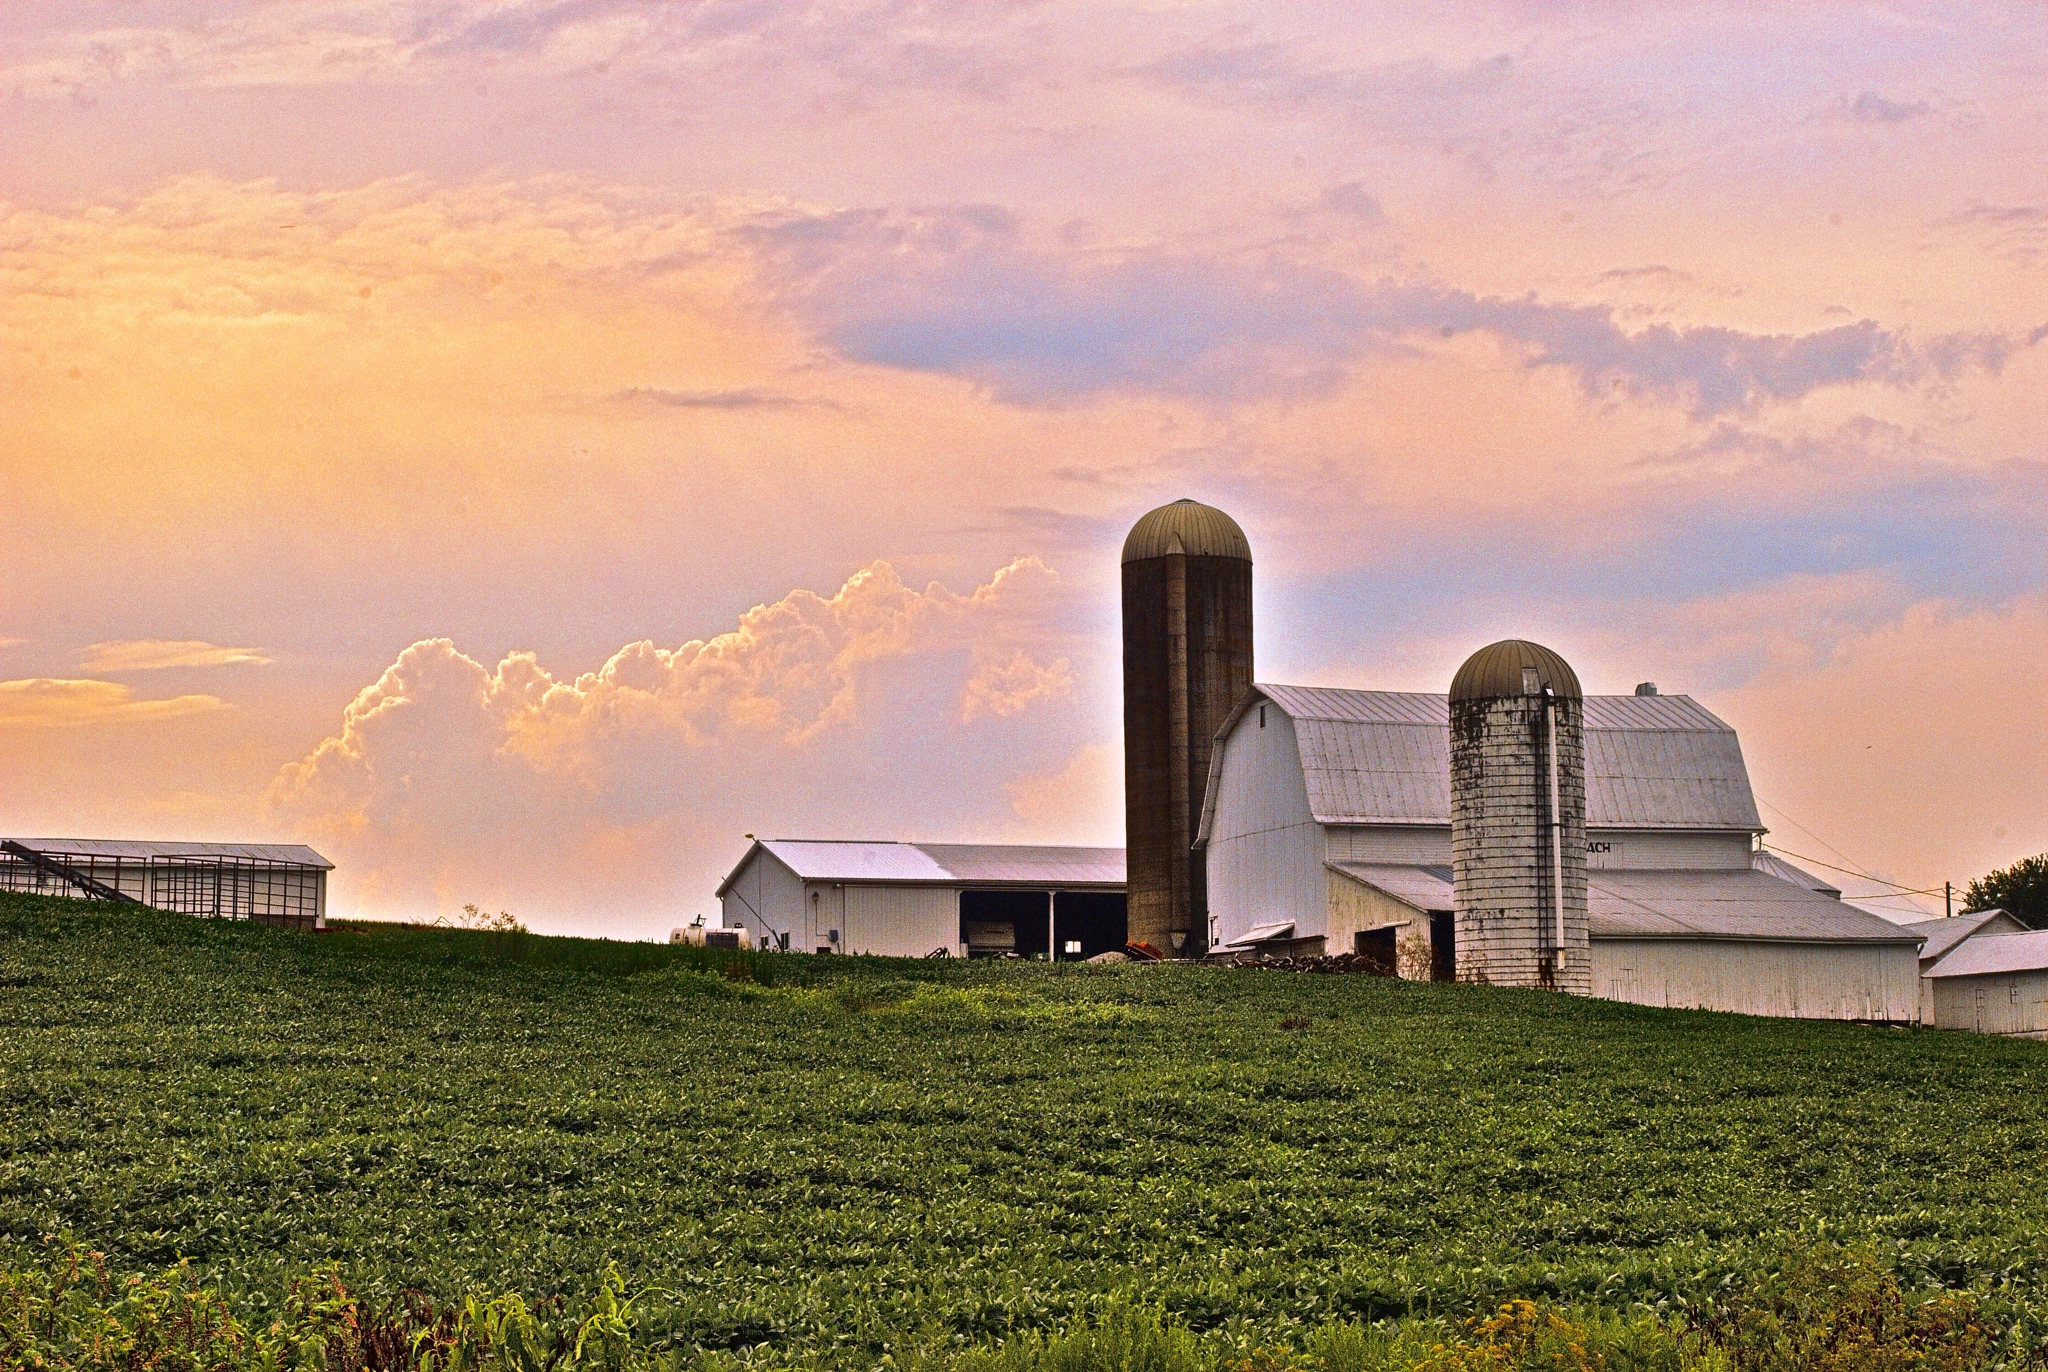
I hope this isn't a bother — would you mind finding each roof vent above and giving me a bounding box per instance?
[1634,682,1658,696]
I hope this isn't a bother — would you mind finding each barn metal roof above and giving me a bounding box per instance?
[1229,685,1763,832]
[717,840,1126,895]
[1588,870,1922,943]
[1752,849,1843,898]
[1327,861,1455,912]
[917,844,1127,886]
[1921,928,2048,979]
[2,837,333,869]
[1900,909,2026,965]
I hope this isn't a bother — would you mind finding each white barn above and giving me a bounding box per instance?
[1196,685,1921,1021]
[1922,928,2048,1038]
[717,840,1126,959]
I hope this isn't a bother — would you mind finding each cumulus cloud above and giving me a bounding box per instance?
[269,557,1089,922]
[0,679,227,727]
[961,653,1072,721]
[81,640,271,672]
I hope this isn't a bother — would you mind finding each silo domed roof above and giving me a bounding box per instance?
[1450,639,1582,701]
[1121,499,1252,564]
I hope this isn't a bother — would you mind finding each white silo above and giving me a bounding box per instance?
[1449,639,1589,992]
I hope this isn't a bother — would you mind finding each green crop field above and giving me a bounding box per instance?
[3,891,2046,1365]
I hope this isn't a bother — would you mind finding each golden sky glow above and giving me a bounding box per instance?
[1,2,2042,932]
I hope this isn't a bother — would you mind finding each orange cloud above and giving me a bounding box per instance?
[81,640,271,672]
[0,679,227,728]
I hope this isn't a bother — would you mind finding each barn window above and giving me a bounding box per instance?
[1258,705,1266,728]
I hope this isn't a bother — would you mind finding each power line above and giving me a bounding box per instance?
[1755,794,1945,916]
[1761,844,1951,896]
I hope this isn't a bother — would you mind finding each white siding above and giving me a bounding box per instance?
[1325,825,1451,865]
[845,885,960,958]
[1931,971,2048,1038]
[719,848,806,950]
[1205,706,1326,946]
[1591,939,1919,1022]
[1587,829,1752,870]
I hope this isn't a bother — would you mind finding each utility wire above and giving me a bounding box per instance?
[1759,845,1953,896]
[1755,794,1944,917]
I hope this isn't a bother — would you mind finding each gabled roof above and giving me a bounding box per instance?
[1587,869,1922,943]
[1900,909,2027,966]
[1923,928,2048,979]
[716,840,1125,896]
[1201,685,1764,838]
[3,837,333,869]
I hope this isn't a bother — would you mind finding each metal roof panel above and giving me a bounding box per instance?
[1589,870,1922,942]
[1254,685,1763,832]
[1922,928,2048,979]
[4,837,333,869]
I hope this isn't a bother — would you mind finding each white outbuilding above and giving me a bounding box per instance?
[716,840,1127,959]
[1898,908,2029,1024]
[1922,928,2048,1038]
[1196,685,1922,1021]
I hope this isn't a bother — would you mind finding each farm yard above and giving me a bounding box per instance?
[3,891,2047,1369]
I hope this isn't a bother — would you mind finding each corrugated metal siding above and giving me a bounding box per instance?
[1592,939,1920,1021]
[1325,825,1453,865]
[1205,707,1327,946]
[1930,970,2048,1037]
[1590,830,1754,870]
[846,885,960,958]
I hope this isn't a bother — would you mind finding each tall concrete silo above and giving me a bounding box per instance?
[1122,499,1253,957]
[1449,639,1589,992]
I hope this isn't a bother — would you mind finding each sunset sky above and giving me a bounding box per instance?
[3,1,2043,936]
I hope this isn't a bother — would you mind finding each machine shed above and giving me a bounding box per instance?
[717,840,1127,959]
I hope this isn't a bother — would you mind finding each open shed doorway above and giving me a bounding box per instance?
[1430,911,1456,982]
[1053,891,1127,961]
[960,890,1050,958]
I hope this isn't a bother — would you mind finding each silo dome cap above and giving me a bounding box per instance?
[1450,639,1583,701]
[1121,499,1252,564]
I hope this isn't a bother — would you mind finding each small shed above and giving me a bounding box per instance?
[716,840,1126,958]
[0,837,332,930]
[1898,908,2030,1024]
[1923,929,2048,1038]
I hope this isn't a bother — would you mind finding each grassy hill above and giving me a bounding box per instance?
[2,890,2045,1363]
